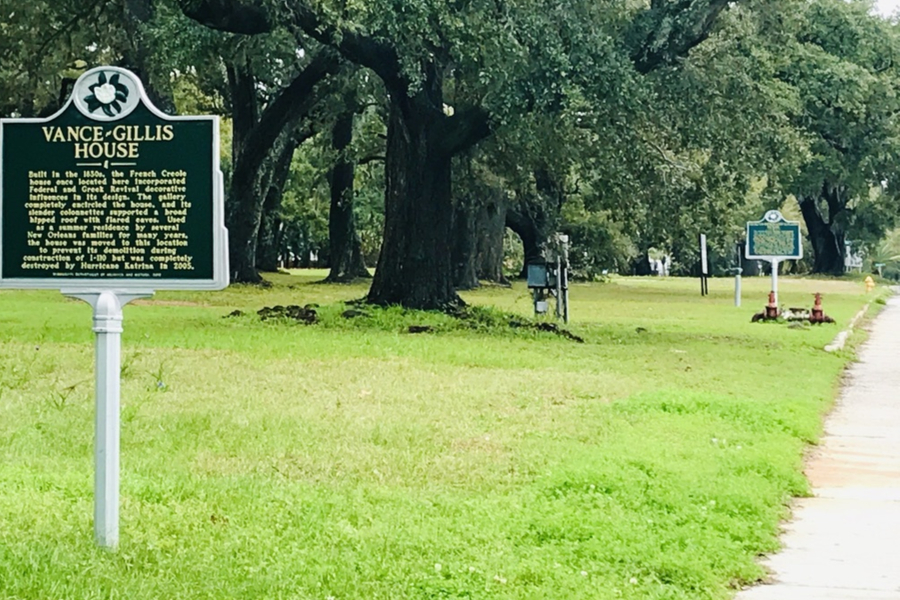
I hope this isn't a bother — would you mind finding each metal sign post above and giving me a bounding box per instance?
[745,210,802,307]
[770,259,780,303]
[0,67,228,549]
[699,234,709,297]
[559,234,570,324]
[64,290,151,547]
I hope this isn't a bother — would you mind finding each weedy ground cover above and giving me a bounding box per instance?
[0,274,881,599]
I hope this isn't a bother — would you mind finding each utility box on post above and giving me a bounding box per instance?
[526,263,553,289]
[526,262,553,314]
[526,234,570,322]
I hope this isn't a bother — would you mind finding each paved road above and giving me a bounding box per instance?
[736,295,900,600]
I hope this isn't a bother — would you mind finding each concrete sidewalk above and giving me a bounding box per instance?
[736,295,900,600]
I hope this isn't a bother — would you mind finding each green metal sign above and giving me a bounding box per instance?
[0,66,228,290]
[745,210,802,261]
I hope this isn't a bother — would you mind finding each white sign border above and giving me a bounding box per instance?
[0,66,228,291]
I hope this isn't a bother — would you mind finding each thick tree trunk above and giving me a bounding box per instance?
[225,53,338,283]
[453,192,508,289]
[326,111,370,282]
[506,201,550,278]
[367,94,459,309]
[476,195,508,284]
[630,253,653,276]
[505,168,563,278]
[228,160,268,283]
[452,192,480,290]
[255,199,282,272]
[255,135,298,272]
[452,154,509,290]
[799,190,846,276]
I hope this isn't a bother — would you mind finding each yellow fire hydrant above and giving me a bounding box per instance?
[865,275,875,293]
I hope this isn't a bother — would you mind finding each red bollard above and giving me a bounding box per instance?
[810,292,830,324]
[765,291,779,319]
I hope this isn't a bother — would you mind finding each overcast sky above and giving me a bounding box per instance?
[875,0,900,17]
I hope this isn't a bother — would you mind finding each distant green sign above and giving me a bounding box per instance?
[746,210,802,260]
[0,66,228,290]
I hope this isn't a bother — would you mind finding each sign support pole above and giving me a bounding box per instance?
[700,234,709,297]
[559,234,570,324]
[770,259,779,306]
[555,253,563,320]
[63,290,152,549]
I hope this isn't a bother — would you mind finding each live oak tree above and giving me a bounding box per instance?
[323,108,376,283]
[559,0,809,275]
[178,0,747,308]
[147,6,342,282]
[776,0,900,274]
[224,52,338,283]
[458,0,790,281]
[450,153,515,289]
[255,121,317,273]
[274,97,385,274]
[322,75,384,283]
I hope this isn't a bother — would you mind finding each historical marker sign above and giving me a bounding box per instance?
[0,67,228,549]
[0,66,228,289]
[745,210,801,308]
[745,210,802,261]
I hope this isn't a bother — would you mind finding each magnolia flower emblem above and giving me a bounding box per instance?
[83,71,129,117]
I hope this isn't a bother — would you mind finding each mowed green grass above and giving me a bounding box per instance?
[0,273,881,600]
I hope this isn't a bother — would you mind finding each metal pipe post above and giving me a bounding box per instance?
[771,259,780,306]
[555,255,562,319]
[93,291,123,549]
[734,268,742,307]
[559,234,570,323]
[64,290,152,549]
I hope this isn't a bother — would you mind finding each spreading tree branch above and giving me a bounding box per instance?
[177,0,273,34]
[435,107,493,157]
[287,3,406,91]
[226,59,259,153]
[234,51,340,179]
[358,154,386,166]
[178,0,406,91]
[629,0,738,74]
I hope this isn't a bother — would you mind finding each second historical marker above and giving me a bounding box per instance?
[745,210,802,261]
[0,66,228,290]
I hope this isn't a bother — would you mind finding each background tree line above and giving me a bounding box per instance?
[3,0,900,307]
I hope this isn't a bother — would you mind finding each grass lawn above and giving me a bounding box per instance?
[0,273,884,600]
